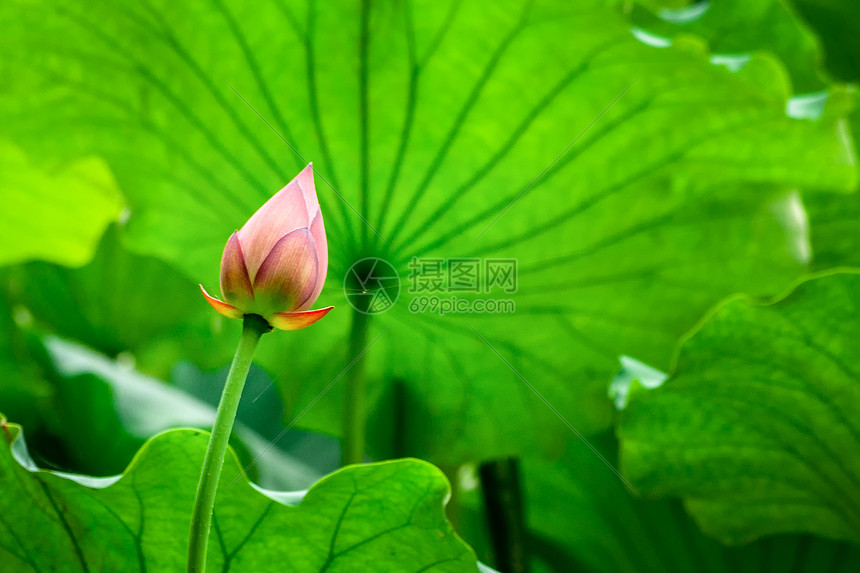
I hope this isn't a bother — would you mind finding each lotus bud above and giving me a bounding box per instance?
[200,164,333,330]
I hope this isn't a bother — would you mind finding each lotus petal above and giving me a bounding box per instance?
[269,306,334,331]
[219,231,254,309]
[294,163,320,222]
[299,210,329,310]
[239,165,315,279]
[253,228,318,315]
[199,284,243,319]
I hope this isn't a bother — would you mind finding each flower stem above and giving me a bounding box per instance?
[187,314,269,573]
[342,306,370,465]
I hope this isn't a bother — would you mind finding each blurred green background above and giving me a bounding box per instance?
[1,0,860,571]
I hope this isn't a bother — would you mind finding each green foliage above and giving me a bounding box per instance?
[6,0,847,463]
[0,424,477,572]
[0,297,55,439]
[790,0,860,82]
[2,0,860,571]
[620,272,860,544]
[631,0,827,91]
[0,141,122,267]
[789,0,860,270]
[526,432,860,573]
[9,226,210,367]
[45,336,323,487]
[806,110,860,269]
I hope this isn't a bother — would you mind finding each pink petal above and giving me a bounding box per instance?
[269,306,334,331]
[252,228,319,314]
[238,166,315,279]
[200,284,243,319]
[295,163,320,222]
[219,231,254,310]
[298,210,329,310]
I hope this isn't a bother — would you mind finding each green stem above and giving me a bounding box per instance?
[480,456,530,573]
[342,306,370,465]
[187,314,269,573]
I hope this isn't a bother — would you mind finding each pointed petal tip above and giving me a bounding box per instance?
[298,163,315,179]
[296,163,317,193]
[200,284,244,319]
[269,306,334,331]
[238,178,311,274]
[297,164,320,225]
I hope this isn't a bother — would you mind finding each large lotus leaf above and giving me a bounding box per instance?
[619,271,860,544]
[0,423,478,572]
[525,432,860,573]
[0,1,855,464]
[642,0,860,272]
[0,141,123,268]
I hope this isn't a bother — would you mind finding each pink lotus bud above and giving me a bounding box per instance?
[200,164,333,330]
